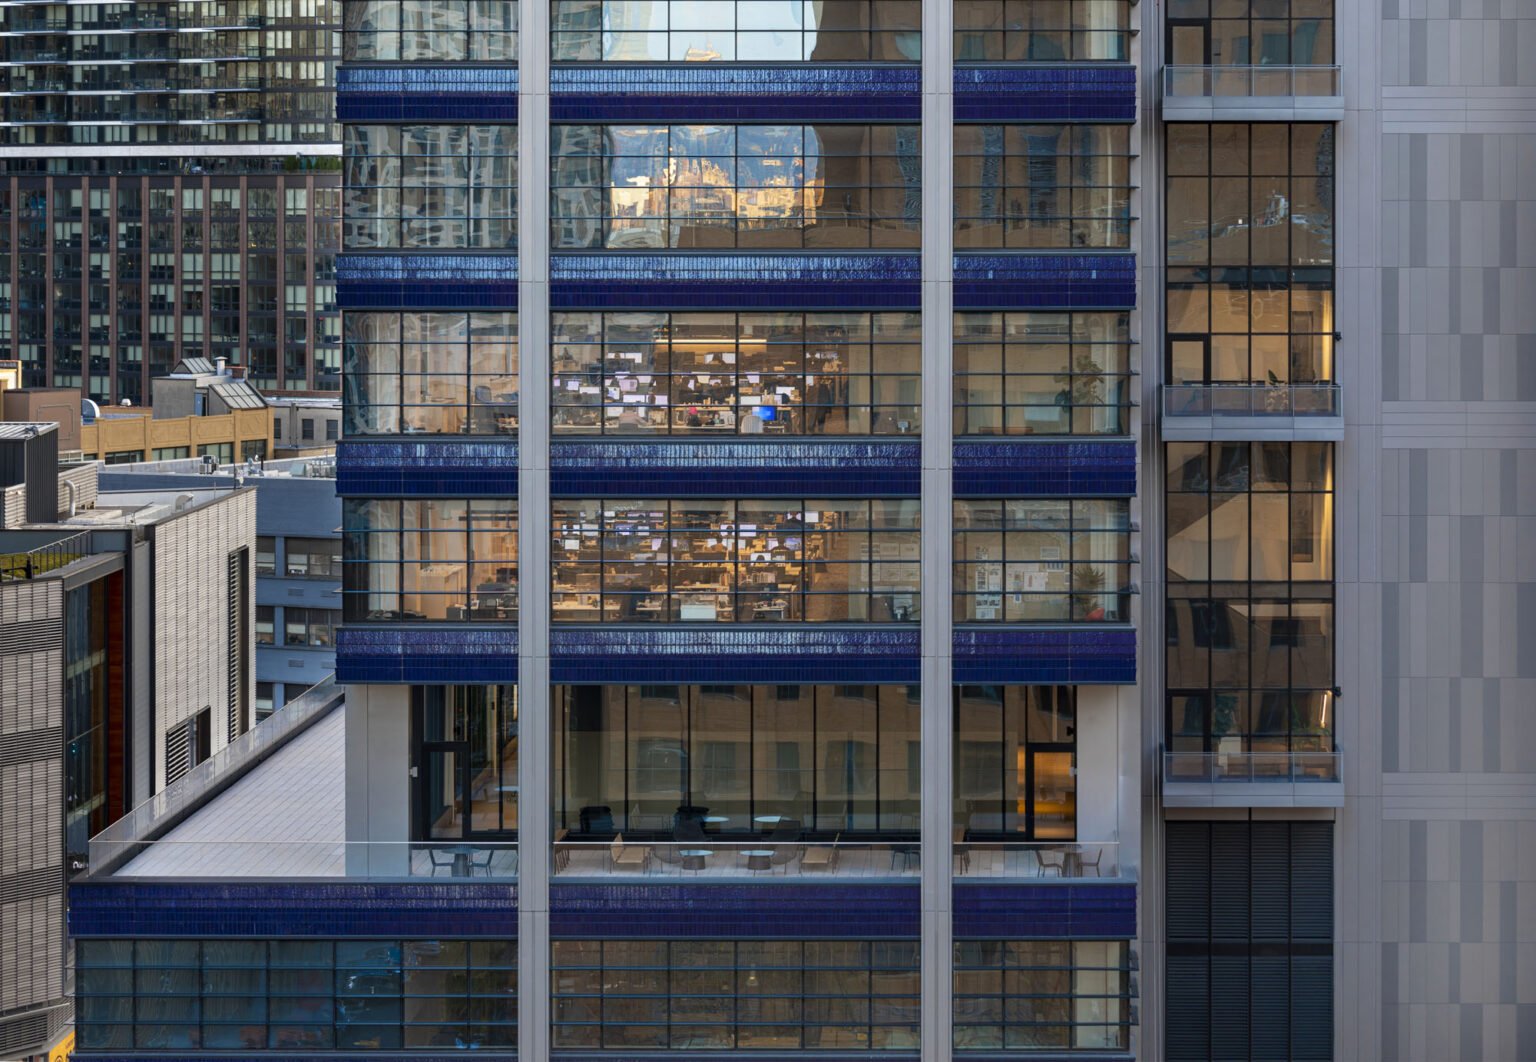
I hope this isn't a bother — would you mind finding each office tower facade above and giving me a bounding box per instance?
[0,0,341,401]
[63,2,1536,1061]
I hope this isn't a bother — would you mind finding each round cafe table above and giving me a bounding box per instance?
[741,849,774,871]
[679,848,713,872]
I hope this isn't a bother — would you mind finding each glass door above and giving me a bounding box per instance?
[1025,748,1076,840]
[1167,20,1211,64]
[419,745,464,840]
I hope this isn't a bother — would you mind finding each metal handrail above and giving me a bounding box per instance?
[0,530,91,581]
[1163,64,1341,97]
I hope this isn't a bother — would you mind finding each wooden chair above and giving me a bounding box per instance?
[609,833,650,873]
[800,832,841,873]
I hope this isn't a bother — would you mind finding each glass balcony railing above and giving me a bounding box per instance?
[1163,748,1341,784]
[1163,64,1341,98]
[1163,382,1340,419]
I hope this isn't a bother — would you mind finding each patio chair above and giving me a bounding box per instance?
[609,833,650,872]
[1077,846,1103,877]
[426,846,455,877]
[1036,848,1066,877]
[800,832,841,873]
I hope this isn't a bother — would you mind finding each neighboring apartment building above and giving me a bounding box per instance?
[0,0,341,400]
[270,395,343,456]
[0,424,255,1060]
[98,454,341,717]
[62,3,1535,1062]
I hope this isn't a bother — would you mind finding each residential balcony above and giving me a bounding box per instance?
[1161,382,1343,441]
[1162,64,1343,121]
[1161,746,1344,808]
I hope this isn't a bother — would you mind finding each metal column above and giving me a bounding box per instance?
[919,0,955,1056]
[515,0,552,1056]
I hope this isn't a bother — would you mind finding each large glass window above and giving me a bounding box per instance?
[954,500,1132,623]
[955,125,1132,249]
[552,499,919,623]
[953,686,1076,840]
[1166,124,1334,386]
[343,312,519,436]
[953,940,1131,1050]
[343,124,518,250]
[551,124,921,249]
[553,0,920,61]
[954,0,1131,61]
[552,938,919,1050]
[343,0,519,61]
[343,499,518,622]
[284,537,342,578]
[1165,442,1335,768]
[413,685,519,840]
[954,311,1132,436]
[1165,0,1333,66]
[554,684,919,836]
[76,939,516,1052]
[552,311,919,435]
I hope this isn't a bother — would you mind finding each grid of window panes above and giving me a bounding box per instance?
[0,171,341,399]
[551,0,921,62]
[954,0,1132,61]
[953,499,1131,623]
[1165,124,1334,385]
[342,499,519,622]
[953,940,1130,1050]
[75,939,516,1051]
[343,125,519,250]
[343,312,519,435]
[953,686,1077,841]
[552,499,920,624]
[953,312,1132,436]
[342,0,518,61]
[954,125,1132,249]
[553,684,921,837]
[284,536,342,577]
[1168,0,1334,66]
[551,124,921,249]
[551,939,920,1050]
[414,684,520,840]
[551,311,920,436]
[284,606,339,647]
[1165,442,1335,768]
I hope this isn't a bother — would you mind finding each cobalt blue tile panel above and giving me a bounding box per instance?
[551,883,918,938]
[337,627,518,684]
[954,882,1137,939]
[68,882,519,938]
[952,628,1136,685]
[337,254,518,310]
[550,253,920,310]
[551,440,919,496]
[953,65,1136,121]
[953,253,1136,310]
[336,439,518,495]
[550,65,919,122]
[337,65,519,122]
[952,440,1136,496]
[550,628,920,684]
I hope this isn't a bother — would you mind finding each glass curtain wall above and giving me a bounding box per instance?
[552,0,921,61]
[343,0,520,60]
[954,125,1133,249]
[551,123,922,249]
[412,685,519,840]
[343,311,519,436]
[953,686,1077,840]
[954,0,1132,61]
[551,311,921,435]
[553,685,921,837]
[953,500,1132,623]
[1165,123,1335,388]
[1165,441,1335,775]
[953,940,1130,1050]
[342,499,519,621]
[551,498,920,623]
[1164,0,1334,66]
[954,311,1133,436]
